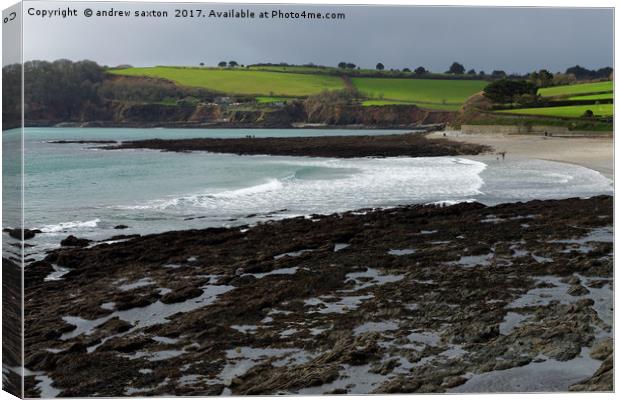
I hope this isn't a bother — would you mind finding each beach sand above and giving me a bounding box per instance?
[429,131,614,179]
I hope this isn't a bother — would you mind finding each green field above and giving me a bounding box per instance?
[538,81,613,97]
[498,104,613,118]
[110,67,345,96]
[110,66,490,111]
[248,65,336,74]
[361,99,460,110]
[567,93,614,101]
[352,78,486,108]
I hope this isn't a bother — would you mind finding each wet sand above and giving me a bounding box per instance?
[428,131,614,179]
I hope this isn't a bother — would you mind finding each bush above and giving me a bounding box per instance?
[483,79,537,104]
[582,109,594,118]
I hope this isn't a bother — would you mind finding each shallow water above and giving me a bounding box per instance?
[450,348,601,393]
[60,280,236,341]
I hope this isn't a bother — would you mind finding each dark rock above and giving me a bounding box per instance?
[466,323,499,343]
[25,351,58,371]
[569,354,613,391]
[4,228,41,240]
[370,358,401,375]
[114,294,158,311]
[114,225,129,230]
[567,284,590,296]
[97,336,154,353]
[95,317,132,335]
[442,375,468,388]
[25,261,55,286]
[586,279,609,289]
[21,195,613,396]
[161,287,204,304]
[590,338,613,360]
[104,134,490,158]
[60,235,92,247]
[107,234,140,241]
[64,342,88,354]
[546,341,582,361]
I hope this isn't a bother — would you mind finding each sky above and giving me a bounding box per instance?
[14,1,615,73]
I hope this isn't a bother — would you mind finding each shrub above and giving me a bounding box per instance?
[582,109,594,118]
[483,79,537,104]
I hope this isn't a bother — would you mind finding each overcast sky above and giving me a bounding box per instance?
[17,1,614,73]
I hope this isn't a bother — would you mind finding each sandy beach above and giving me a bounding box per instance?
[429,131,614,180]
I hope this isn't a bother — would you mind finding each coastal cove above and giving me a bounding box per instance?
[9,127,613,256]
[3,126,614,396]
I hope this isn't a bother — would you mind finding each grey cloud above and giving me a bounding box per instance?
[20,1,613,73]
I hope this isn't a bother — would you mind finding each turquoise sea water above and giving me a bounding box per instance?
[2,127,613,255]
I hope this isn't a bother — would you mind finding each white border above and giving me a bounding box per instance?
[0,1,616,400]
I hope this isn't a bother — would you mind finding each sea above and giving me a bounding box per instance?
[2,127,613,255]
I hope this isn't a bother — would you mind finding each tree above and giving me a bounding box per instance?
[199,62,205,66]
[582,109,594,118]
[537,69,554,87]
[218,61,227,67]
[402,68,411,72]
[338,62,347,69]
[565,65,592,80]
[346,63,356,69]
[596,67,613,79]
[228,61,238,67]
[491,70,507,78]
[414,66,427,75]
[552,73,577,86]
[447,62,465,74]
[483,79,537,104]
[21,59,105,121]
[467,69,476,75]
[565,65,613,80]
[376,63,385,70]
[478,70,486,77]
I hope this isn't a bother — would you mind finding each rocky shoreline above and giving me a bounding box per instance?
[100,133,490,158]
[21,196,613,396]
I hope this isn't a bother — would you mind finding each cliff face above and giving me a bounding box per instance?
[317,105,453,126]
[25,100,455,128]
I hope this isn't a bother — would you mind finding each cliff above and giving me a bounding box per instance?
[25,101,454,129]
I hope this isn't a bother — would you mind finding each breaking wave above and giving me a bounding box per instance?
[117,157,488,215]
[39,218,101,233]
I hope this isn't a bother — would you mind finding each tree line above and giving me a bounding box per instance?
[196,60,612,84]
[2,59,224,125]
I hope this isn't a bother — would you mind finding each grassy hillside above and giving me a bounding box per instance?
[361,99,459,110]
[494,80,613,121]
[538,81,613,97]
[248,65,336,74]
[568,93,614,101]
[110,67,345,97]
[108,66,613,120]
[110,66,489,111]
[497,103,613,118]
[352,78,486,109]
